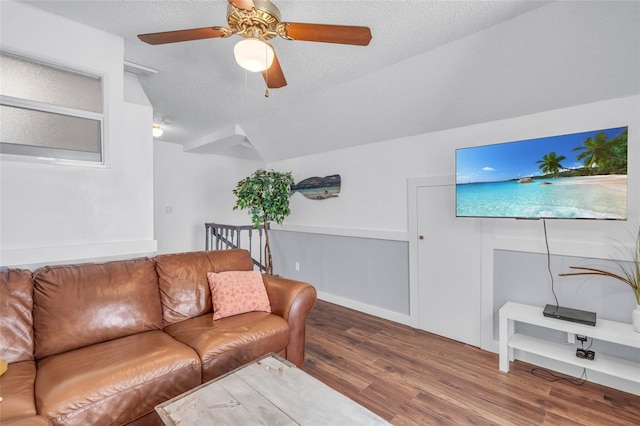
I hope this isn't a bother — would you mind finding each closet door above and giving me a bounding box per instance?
[416,184,481,346]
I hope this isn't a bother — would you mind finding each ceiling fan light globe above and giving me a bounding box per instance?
[234,39,274,72]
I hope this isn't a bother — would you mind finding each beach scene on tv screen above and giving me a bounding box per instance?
[456,126,628,219]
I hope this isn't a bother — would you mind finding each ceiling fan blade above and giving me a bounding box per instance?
[262,48,287,89]
[138,27,227,45]
[228,0,255,11]
[281,23,372,46]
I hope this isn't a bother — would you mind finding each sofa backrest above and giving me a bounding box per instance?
[154,249,253,326]
[0,269,35,363]
[32,257,162,359]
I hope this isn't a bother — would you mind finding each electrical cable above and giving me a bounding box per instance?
[531,367,588,386]
[543,219,559,307]
[530,219,590,386]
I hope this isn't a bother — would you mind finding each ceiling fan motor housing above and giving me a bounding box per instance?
[227,0,283,41]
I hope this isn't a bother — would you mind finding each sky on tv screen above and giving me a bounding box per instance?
[456,127,627,184]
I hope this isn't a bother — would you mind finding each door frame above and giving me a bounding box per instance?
[407,175,454,329]
[407,176,495,350]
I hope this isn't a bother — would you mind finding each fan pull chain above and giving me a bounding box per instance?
[264,42,269,97]
[264,65,268,97]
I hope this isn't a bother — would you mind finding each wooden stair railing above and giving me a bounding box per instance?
[205,223,269,273]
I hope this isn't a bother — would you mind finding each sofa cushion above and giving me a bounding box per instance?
[164,311,289,382]
[33,257,162,359]
[0,360,38,421]
[0,269,35,363]
[208,270,271,320]
[155,250,254,326]
[35,330,201,426]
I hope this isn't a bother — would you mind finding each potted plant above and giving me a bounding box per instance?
[233,169,294,275]
[560,227,640,331]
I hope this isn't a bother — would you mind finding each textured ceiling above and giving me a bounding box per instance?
[14,1,639,162]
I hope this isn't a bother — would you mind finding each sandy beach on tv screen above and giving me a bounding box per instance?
[554,174,627,192]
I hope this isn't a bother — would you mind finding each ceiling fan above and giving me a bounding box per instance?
[138,0,372,90]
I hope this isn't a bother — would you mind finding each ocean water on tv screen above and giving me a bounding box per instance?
[456,177,627,219]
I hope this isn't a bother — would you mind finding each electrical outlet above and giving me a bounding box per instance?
[576,334,588,342]
[576,348,595,360]
[295,262,300,272]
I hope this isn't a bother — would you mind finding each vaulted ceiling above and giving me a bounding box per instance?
[16,1,640,162]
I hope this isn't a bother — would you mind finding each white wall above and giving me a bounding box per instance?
[0,2,155,268]
[271,95,639,236]
[153,141,263,254]
[268,96,639,319]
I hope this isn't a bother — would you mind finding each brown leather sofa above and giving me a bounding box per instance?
[0,249,317,426]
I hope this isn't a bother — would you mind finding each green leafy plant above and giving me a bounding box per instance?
[233,169,294,275]
[560,228,640,305]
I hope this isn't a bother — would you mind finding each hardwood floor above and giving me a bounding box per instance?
[301,300,638,425]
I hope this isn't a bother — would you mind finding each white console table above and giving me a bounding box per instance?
[499,302,640,392]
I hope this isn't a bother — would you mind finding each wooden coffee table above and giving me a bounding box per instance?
[155,353,390,425]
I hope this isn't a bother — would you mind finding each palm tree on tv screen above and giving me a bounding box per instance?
[572,130,627,174]
[608,128,628,173]
[536,151,566,175]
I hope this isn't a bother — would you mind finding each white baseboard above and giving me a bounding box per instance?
[317,291,411,326]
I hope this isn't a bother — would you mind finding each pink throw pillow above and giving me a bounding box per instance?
[207,271,271,320]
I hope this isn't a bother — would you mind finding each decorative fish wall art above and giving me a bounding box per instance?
[290,174,341,200]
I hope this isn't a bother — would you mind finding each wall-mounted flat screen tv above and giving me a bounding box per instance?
[456,126,628,219]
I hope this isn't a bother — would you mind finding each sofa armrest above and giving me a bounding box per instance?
[262,275,317,367]
[0,361,38,422]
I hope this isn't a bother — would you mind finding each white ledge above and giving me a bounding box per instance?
[0,239,158,269]
[273,224,409,242]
